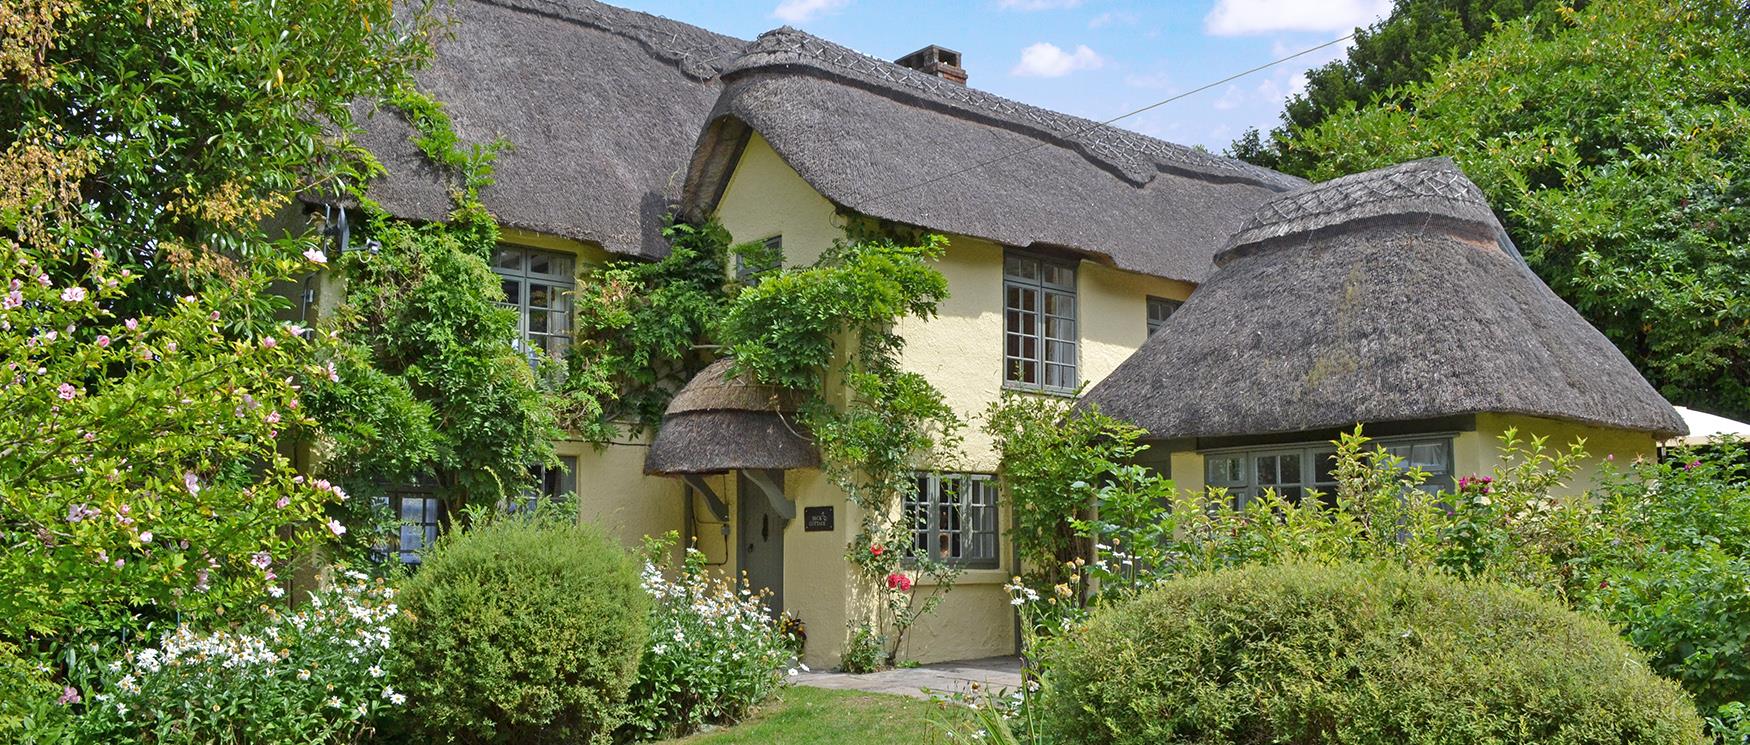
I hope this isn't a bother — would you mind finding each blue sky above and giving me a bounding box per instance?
[610,0,1392,152]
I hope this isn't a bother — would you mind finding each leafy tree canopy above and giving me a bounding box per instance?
[1254,0,1750,419]
[1230,0,1581,170]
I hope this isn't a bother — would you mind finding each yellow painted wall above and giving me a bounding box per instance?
[710,132,1191,665]
[559,435,687,562]
[1459,413,1658,494]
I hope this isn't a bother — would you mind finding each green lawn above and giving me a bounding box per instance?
[666,685,944,744]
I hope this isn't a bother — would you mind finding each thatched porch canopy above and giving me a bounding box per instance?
[1082,158,1687,440]
[645,359,819,475]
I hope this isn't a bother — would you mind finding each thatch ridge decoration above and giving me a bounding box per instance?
[1081,159,1687,440]
[723,28,1301,192]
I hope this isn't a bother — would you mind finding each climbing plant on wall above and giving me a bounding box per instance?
[568,219,967,667]
[718,232,965,669]
[301,87,557,556]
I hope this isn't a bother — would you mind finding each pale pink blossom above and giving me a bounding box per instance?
[60,286,87,303]
[57,383,77,400]
[183,472,201,495]
[124,318,138,331]
[96,335,110,347]
[2,290,20,310]
[260,336,277,349]
[303,248,328,265]
[326,519,347,537]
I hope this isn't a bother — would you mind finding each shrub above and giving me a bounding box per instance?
[1586,440,1750,714]
[71,571,402,744]
[1039,562,1706,745]
[392,515,648,744]
[617,537,791,740]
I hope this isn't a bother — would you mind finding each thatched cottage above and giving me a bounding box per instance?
[325,0,1685,668]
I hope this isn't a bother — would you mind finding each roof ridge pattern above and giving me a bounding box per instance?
[728,28,1302,190]
[473,0,747,80]
[1241,158,1487,232]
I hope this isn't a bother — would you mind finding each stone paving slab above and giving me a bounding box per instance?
[795,656,1023,700]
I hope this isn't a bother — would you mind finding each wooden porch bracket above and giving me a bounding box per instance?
[742,469,796,521]
[681,475,730,523]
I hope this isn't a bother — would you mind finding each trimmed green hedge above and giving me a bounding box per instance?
[392,517,649,744]
[1040,562,1705,744]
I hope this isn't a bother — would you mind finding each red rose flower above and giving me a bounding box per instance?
[870,545,885,556]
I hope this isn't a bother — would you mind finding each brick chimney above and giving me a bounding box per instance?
[895,45,967,86]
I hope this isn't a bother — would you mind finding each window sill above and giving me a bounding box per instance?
[1000,382,1079,399]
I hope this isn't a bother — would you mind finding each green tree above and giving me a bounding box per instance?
[0,0,430,652]
[1231,0,1579,169]
[1271,0,1750,419]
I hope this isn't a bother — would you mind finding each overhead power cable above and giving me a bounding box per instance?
[859,31,1357,205]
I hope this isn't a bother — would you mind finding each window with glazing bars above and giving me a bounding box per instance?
[906,473,999,568]
[1146,296,1181,336]
[380,487,442,564]
[1204,436,1455,509]
[491,245,575,360]
[1004,253,1077,391]
[506,455,579,513]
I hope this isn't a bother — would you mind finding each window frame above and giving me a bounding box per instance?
[490,244,577,362]
[1003,251,1078,395]
[735,234,783,282]
[906,472,1000,569]
[1201,434,1456,509]
[506,455,580,514]
[1146,296,1181,337]
[378,486,444,565]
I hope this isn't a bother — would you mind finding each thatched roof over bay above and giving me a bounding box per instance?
[681,28,1305,284]
[1082,158,1687,439]
[645,359,819,475]
[346,0,747,259]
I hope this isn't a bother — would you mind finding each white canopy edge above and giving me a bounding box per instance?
[1664,406,1750,447]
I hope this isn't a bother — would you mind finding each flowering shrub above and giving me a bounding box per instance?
[619,535,792,740]
[0,236,347,646]
[70,572,402,744]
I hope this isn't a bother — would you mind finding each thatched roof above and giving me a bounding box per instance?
[1082,158,1687,439]
[345,0,747,258]
[681,28,1305,284]
[645,359,819,475]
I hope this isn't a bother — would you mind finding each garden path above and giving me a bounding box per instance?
[795,656,1023,700]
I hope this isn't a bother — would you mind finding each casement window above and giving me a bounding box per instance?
[491,245,575,360]
[735,235,783,282]
[381,487,443,565]
[1004,253,1077,392]
[1146,296,1181,336]
[1204,436,1455,509]
[506,455,580,513]
[907,473,1000,568]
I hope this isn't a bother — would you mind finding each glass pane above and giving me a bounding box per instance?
[1279,453,1302,485]
[1045,318,1074,342]
[493,247,522,270]
[501,280,521,305]
[529,312,548,333]
[1410,442,1447,473]
[549,310,570,333]
[1042,263,1074,289]
[1280,486,1304,504]
[1256,455,1277,486]
[1045,292,1074,318]
[1020,360,1037,384]
[1005,256,1037,280]
[1313,449,1338,485]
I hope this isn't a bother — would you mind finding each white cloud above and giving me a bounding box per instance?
[999,0,1084,10]
[1088,11,1140,28]
[1010,42,1105,78]
[1212,84,1245,110]
[1203,0,1390,35]
[773,0,848,23]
